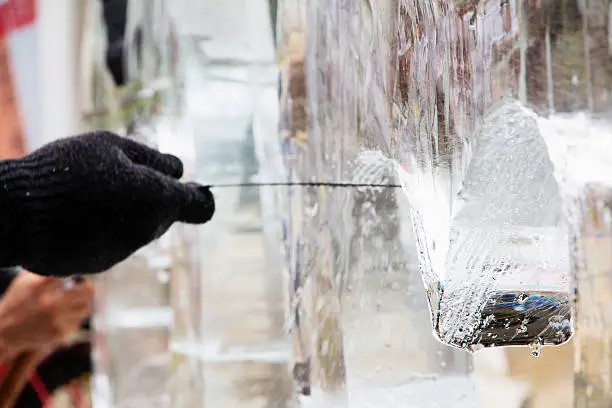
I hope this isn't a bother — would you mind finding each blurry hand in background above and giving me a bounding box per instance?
[0,271,93,362]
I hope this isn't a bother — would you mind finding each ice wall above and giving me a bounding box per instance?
[277,1,612,407]
[83,0,612,406]
[277,0,478,405]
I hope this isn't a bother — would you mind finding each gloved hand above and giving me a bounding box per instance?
[0,131,215,277]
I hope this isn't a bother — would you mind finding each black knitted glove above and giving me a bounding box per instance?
[0,131,215,277]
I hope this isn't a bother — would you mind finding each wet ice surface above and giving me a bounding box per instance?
[401,100,571,351]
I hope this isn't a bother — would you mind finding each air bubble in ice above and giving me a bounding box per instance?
[305,202,318,217]
[517,293,529,304]
[482,314,495,328]
[529,338,542,358]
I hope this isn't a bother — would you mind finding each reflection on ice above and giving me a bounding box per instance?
[171,340,291,364]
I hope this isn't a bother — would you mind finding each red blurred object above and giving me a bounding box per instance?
[0,356,89,407]
[28,370,51,403]
[0,351,42,408]
[0,0,36,39]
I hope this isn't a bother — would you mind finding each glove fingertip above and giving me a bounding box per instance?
[162,154,184,179]
[179,183,215,224]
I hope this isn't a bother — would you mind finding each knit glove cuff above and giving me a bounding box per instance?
[0,159,23,267]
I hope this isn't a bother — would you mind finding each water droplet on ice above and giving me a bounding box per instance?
[482,314,495,328]
[529,338,542,358]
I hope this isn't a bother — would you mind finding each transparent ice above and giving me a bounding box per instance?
[86,0,612,406]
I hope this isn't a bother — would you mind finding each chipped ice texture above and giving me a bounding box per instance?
[282,0,600,367]
[386,1,584,351]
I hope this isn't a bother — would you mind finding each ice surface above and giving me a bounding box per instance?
[434,101,569,347]
[398,100,571,350]
[277,0,478,405]
[391,0,574,348]
[453,101,562,229]
[89,0,610,406]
